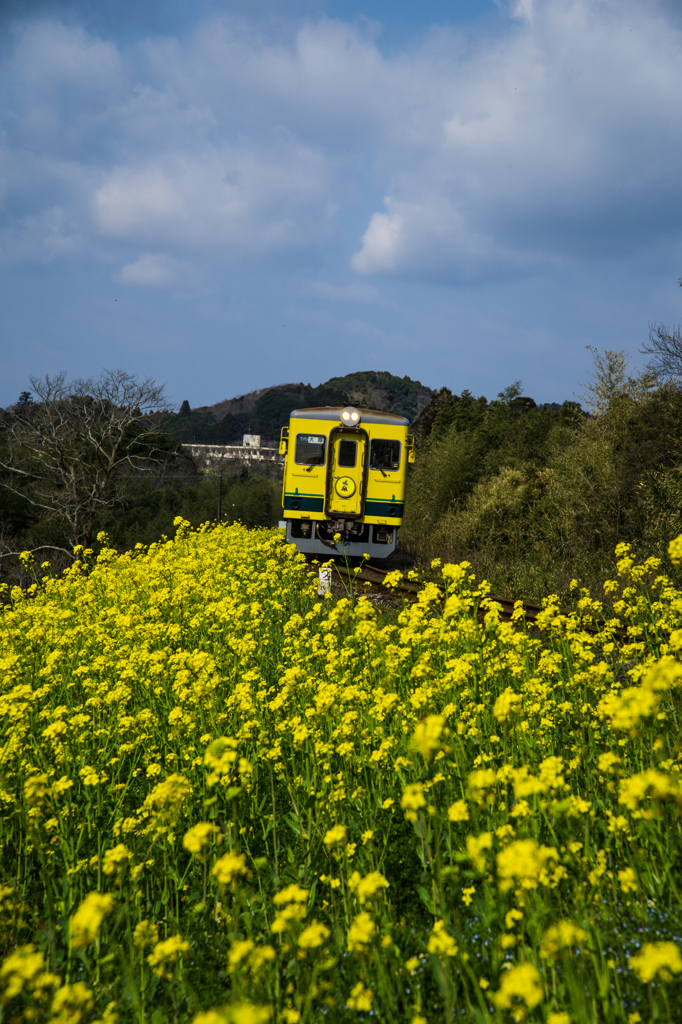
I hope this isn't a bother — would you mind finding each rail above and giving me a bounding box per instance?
[332,561,626,637]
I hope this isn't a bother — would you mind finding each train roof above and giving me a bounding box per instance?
[290,406,410,426]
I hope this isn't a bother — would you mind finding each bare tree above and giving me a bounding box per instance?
[639,323,682,381]
[0,369,174,549]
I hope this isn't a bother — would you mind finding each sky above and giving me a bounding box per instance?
[1,0,682,410]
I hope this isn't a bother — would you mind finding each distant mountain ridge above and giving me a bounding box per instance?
[160,371,434,445]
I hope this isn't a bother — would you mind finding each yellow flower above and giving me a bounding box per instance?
[346,981,373,1011]
[102,844,130,875]
[132,920,159,949]
[668,534,682,566]
[411,715,445,760]
[505,908,523,930]
[467,769,497,805]
[466,832,493,872]
[228,940,254,968]
[50,981,94,1022]
[297,921,330,949]
[24,774,50,807]
[273,884,309,905]
[251,946,276,971]
[401,783,426,821]
[427,920,458,957]
[618,867,638,893]
[69,892,115,950]
[497,839,559,892]
[629,941,682,983]
[147,934,189,978]
[323,824,347,847]
[492,962,544,1010]
[144,774,192,820]
[212,852,248,886]
[540,921,587,960]
[493,690,522,723]
[619,769,678,811]
[547,1014,572,1024]
[0,945,58,1000]
[192,1006,271,1024]
[461,886,475,907]
[347,911,376,952]
[448,799,469,822]
[348,870,389,903]
[597,752,620,772]
[183,822,219,858]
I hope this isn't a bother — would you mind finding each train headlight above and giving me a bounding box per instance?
[341,406,361,424]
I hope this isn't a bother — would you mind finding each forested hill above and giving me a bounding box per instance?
[156,371,434,444]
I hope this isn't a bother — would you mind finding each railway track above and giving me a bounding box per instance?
[331,560,621,636]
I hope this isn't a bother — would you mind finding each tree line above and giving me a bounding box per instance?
[3,316,682,599]
[401,322,682,599]
[0,370,281,588]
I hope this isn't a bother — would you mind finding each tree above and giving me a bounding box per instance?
[0,369,174,550]
[576,347,656,417]
[639,323,682,381]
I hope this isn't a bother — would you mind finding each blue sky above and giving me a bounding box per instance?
[1,0,682,410]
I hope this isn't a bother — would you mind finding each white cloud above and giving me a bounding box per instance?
[117,253,185,287]
[2,2,682,283]
[352,0,682,279]
[93,140,337,258]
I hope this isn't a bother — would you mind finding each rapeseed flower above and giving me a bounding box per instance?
[629,942,682,983]
[2,520,681,1021]
[466,832,493,872]
[540,921,587,960]
[427,921,458,957]
[347,912,376,952]
[348,870,389,903]
[346,981,373,1011]
[401,784,426,821]
[183,822,219,858]
[411,715,445,759]
[323,824,347,847]
[492,962,544,1010]
[497,839,559,892]
[448,799,469,822]
[147,935,189,978]
[212,852,248,886]
[69,892,115,950]
[297,921,330,949]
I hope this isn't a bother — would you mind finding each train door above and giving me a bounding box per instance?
[327,432,366,516]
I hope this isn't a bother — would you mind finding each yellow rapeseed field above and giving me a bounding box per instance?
[1,519,681,1023]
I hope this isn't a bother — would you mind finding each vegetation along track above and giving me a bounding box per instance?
[332,560,625,637]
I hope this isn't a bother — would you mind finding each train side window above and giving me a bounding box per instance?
[369,439,400,471]
[337,439,357,468]
[295,433,326,465]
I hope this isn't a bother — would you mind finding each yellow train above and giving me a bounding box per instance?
[279,405,414,558]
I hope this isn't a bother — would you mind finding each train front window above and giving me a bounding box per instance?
[337,439,357,468]
[295,433,326,465]
[370,439,400,471]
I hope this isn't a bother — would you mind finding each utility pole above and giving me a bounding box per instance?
[217,471,222,522]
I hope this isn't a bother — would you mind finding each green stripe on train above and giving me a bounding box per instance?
[364,501,404,518]
[284,494,324,512]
